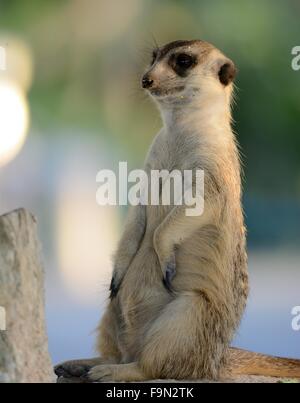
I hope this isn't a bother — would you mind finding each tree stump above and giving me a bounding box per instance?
[0,209,54,383]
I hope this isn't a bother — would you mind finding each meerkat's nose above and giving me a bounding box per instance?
[142,74,154,89]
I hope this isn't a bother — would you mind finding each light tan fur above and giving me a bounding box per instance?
[55,40,300,382]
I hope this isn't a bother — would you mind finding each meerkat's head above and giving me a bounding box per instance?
[142,40,236,108]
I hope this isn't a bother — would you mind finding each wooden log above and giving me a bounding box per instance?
[0,209,54,383]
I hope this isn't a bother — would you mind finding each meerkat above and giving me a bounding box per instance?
[55,39,300,382]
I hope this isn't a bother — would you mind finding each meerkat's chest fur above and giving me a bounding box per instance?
[147,127,203,172]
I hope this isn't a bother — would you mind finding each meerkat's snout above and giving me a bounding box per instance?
[142,74,154,89]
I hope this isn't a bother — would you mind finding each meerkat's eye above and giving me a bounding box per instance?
[176,53,194,69]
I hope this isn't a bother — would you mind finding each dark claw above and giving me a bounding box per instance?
[54,363,91,379]
[162,262,176,293]
[54,366,67,378]
[109,276,120,299]
[80,372,92,382]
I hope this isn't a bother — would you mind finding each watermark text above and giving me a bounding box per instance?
[291,46,300,71]
[291,306,300,331]
[96,162,204,216]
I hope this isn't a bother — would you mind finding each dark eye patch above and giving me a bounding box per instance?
[169,53,197,77]
[176,53,194,68]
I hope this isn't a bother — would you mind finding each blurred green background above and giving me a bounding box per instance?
[0,0,299,363]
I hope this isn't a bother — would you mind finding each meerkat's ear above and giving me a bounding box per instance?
[218,59,237,86]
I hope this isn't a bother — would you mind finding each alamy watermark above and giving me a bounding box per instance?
[96,162,204,216]
[291,46,300,71]
[291,306,300,331]
[0,306,6,331]
[0,46,6,71]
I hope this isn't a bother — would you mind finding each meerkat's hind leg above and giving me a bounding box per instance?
[54,357,109,379]
[88,362,148,382]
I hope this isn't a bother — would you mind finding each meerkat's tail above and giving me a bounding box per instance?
[227,348,300,379]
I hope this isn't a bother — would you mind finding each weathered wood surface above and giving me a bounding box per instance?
[0,209,54,383]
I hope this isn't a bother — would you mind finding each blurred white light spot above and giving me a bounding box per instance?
[0,81,29,167]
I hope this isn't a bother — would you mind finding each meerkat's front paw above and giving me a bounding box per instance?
[153,229,177,290]
[109,275,119,299]
[87,364,116,382]
[159,248,177,292]
[109,274,123,299]
[162,260,177,292]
